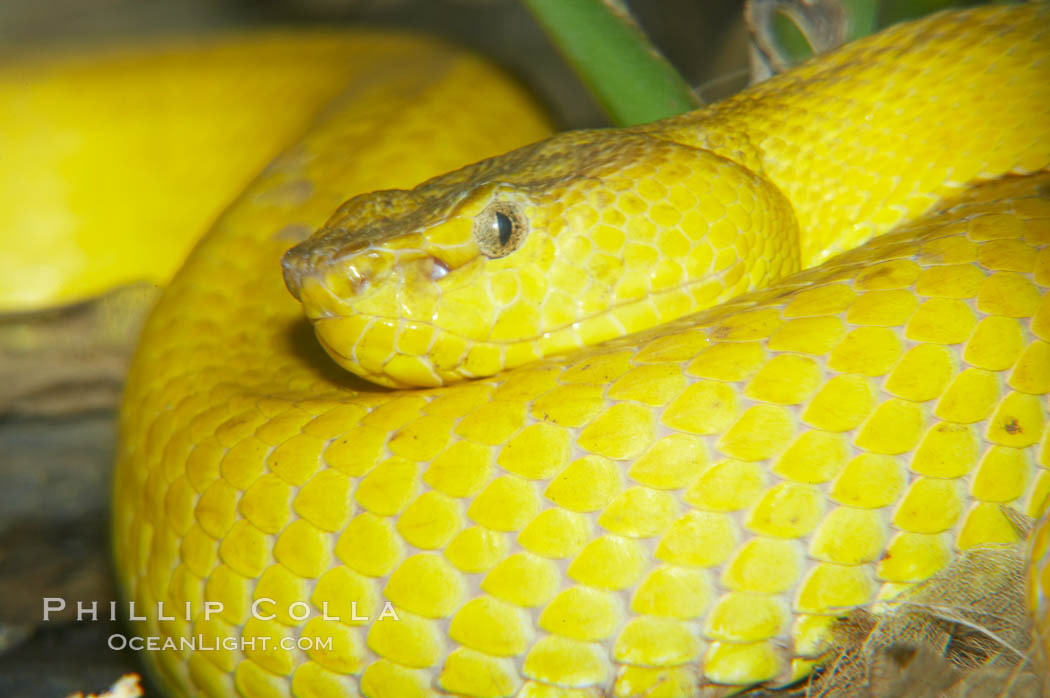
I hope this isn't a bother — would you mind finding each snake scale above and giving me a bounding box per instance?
[112,5,1050,697]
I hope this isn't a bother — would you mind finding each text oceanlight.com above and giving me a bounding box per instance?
[107,634,333,652]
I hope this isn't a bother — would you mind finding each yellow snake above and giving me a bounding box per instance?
[105,5,1050,696]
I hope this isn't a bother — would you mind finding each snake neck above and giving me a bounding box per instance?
[645,3,1050,269]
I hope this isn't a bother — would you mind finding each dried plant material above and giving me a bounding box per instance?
[1003,506,1034,540]
[810,542,1046,698]
[745,0,848,81]
[66,674,142,698]
[0,283,158,416]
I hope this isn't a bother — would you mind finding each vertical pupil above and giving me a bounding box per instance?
[494,211,513,246]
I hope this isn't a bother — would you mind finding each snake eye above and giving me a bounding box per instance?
[473,202,527,258]
[496,212,513,246]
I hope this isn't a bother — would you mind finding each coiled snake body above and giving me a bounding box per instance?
[113,6,1050,696]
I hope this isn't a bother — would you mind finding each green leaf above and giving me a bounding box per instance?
[521,0,702,126]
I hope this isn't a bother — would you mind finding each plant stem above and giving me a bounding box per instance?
[521,0,702,126]
[841,0,879,40]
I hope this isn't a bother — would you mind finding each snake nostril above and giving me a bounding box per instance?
[347,264,370,295]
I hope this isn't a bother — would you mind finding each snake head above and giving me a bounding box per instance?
[283,129,798,388]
